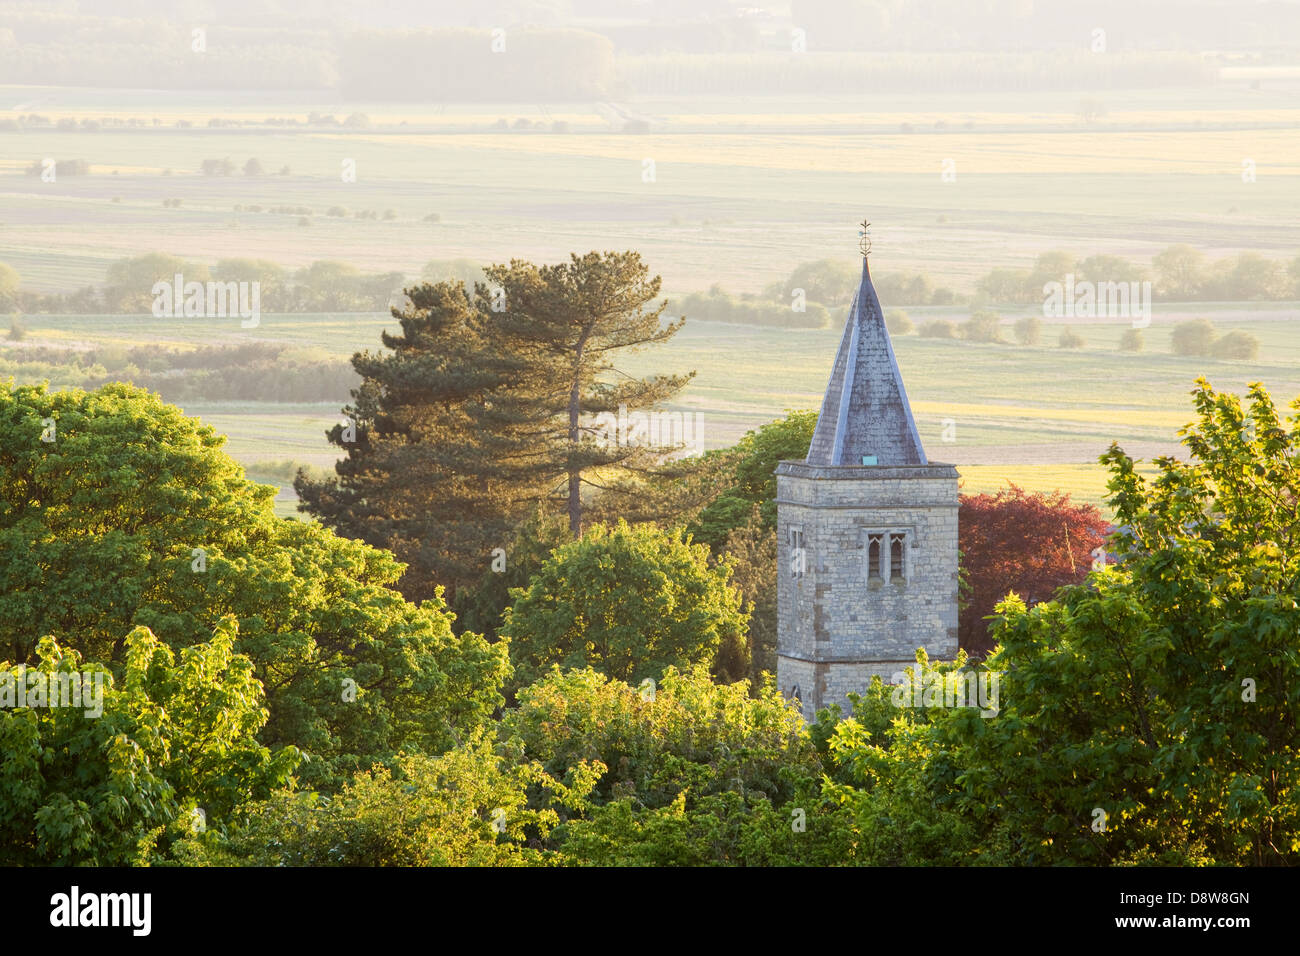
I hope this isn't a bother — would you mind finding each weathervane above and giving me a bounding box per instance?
[857,219,872,257]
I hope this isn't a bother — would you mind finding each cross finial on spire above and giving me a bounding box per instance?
[857,220,872,258]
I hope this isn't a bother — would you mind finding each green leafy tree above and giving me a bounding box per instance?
[1223,252,1287,300]
[691,410,817,549]
[0,620,299,865]
[976,267,1034,304]
[0,382,509,790]
[1026,250,1077,297]
[918,319,957,338]
[291,260,368,311]
[1077,254,1145,284]
[502,665,854,864]
[885,309,913,335]
[780,258,859,307]
[0,261,19,310]
[177,734,600,867]
[213,257,288,311]
[716,506,777,687]
[1216,329,1260,360]
[104,253,207,312]
[818,653,994,865]
[499,520,748,689]
[454,507,572,641]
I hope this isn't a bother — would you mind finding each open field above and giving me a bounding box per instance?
[2,87,1299,295]
[7,307,1297,515]
[4,85,1299,517]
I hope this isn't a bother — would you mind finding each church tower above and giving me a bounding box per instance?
[776,237,959,721]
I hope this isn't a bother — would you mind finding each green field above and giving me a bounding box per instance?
[4,85,1299,518]
[8,307,1297,516]
[3,87,1299,296]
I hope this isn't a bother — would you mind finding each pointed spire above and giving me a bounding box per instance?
[806,256,928,467]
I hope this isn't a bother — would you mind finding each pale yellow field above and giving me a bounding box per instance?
[910,401,1194,432]
[327,129,1300,175]
[956,463,1162,508]
[19,102,1300,131]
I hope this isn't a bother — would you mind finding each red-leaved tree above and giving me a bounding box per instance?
[959,483,1112,658]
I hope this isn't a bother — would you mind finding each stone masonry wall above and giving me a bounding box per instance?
[776,461,959,721]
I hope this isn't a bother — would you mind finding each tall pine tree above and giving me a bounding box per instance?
[295,280,549,603]
[480,250,694,535]
[299,252,706,612]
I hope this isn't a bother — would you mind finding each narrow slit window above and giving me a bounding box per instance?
[867,534,883,581]
[890,534,905,581]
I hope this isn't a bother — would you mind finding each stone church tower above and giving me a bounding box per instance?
[776,251,960,721]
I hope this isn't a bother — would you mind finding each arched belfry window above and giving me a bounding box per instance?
[864,529,909,584]
[867,534,884,581]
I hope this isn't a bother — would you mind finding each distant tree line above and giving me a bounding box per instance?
[3,255,412,315]
[673,258,959,328]
[617,51,1214,96]
[0,342,357,404]
[7,246,1296,324]
[0,3,1233,99]
[977,247,1300,305]
[338,28,617,100]
[672,286,831,329]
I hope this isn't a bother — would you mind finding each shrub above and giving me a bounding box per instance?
[1119,328,1144,352]
[1215,329,1259,360]
[200,157,236,176]
[1014,315,1042,345]
[885,310,913,335]
[962,310,1004,343]
[918,319,957,338]
[1171,318,1216,356]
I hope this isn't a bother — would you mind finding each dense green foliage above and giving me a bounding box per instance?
[176,735,600,867]
[186,666,855,867]
[0,620,297,865]
[0,381,508,790]
[691,410,817,549]
[510,666,856,865]
[6,354,1297,867]
[500,521,749,690]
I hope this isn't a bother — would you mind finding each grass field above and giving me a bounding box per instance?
[3,84,1298,517]
[9,306,1297,516]
[3,87,1299,295]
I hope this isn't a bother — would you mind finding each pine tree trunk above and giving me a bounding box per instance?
[567,336,587,536]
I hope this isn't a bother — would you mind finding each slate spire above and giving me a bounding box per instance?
[805,256,928,466]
